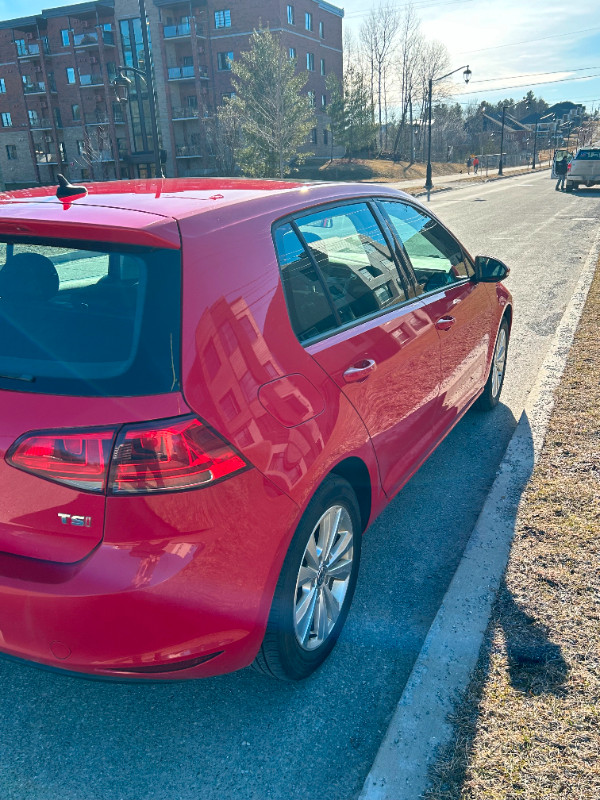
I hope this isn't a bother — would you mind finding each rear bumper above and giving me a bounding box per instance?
[0,469,299,680]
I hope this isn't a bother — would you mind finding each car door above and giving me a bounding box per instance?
[379,200,493,423]
[274,201,441,498]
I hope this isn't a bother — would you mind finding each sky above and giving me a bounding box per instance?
[340,0,600,112]
[1,0,598,113]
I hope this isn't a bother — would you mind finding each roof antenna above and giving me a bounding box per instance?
[56,174,88,200]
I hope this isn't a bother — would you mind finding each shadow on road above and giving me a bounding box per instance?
[0,400,524,800]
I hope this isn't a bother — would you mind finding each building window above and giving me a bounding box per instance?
[61,29,70,47]
[6,144,17,160]
[72,103,80,121]
[319,21,324,39]
[217,51,233,71]
[323,129,328,145]
[186,94,198,108]
[214,9,231,28]
[1,112,12,127]
[307,90,315,107]
[14,39,25,56]
[59,142,67,161]
[306,52,314,71]
[287,5,294,24]
[305,12,312,31]
[76,140,86,155]
[320,58,326,76]
[28,110,38,124]
[66,67,76,84]
[289,47,296,60]
[310,127,317,144]
[221,91,236,101]
[321,93,326,107]
[0,78,5,93]
[54,108,62,127]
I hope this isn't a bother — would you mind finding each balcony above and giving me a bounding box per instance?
[86,111,125,125]
[90,150,115,162]
[29,117,53,129]
[16,43,40,58]
[168,65,195,81]
[176,145,203,158]
[79,73,104,86]
[23,81,46,94]
[73,30,115,47]
[171,106,200,120]
[35,152,57,165]
[164,23,191,38]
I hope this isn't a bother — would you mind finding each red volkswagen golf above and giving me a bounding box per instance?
[0,178,512,681]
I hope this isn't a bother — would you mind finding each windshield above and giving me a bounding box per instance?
[0,240,181,397]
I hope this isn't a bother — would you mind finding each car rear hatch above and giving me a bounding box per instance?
[0,205,185,564]
[571,149,600,180]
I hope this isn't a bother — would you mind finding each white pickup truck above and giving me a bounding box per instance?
[566,147,600,192]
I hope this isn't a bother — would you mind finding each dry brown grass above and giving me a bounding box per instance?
[299,158,468,183]
[425,258,600,800]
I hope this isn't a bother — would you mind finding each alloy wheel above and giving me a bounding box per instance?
[491,327,507,399]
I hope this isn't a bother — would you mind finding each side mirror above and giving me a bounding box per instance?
[473,255,510,283]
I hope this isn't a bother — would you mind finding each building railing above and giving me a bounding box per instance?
[164,23,191,38]
[168,65,195,80]
[79,73,104,86]
[73,30,115,47]
[176,145,203,157]
[90,150,115,162]
[35,152,57,164]
[29,117,53,129]
[171,106,200,119]
[23,81,46,94]
[16,42,40,57]
[86,111,125,125]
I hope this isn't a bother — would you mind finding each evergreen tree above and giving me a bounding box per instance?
[227,28,315,178]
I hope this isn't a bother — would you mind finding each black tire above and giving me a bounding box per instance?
[252,476,362,681]
[475,318,509,411]
[565,181,574,193]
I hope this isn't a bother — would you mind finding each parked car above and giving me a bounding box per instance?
[566,146,600,191]
[0,177,512,681]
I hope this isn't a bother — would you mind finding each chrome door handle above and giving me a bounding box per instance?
[435,316,456,331]
[343,359,377,383]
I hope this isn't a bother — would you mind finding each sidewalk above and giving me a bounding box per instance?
[390,162,550,193]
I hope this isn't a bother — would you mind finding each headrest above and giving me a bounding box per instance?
[0,253,59,301]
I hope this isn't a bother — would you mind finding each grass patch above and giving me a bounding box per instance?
[297,158,469,183]
[425,257,600,799]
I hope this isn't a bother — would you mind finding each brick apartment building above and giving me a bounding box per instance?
[0,0,343,187]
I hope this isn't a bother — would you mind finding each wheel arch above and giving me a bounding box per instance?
[329,456,373,532]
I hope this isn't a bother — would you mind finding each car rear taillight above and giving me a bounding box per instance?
[6,416,249,495]
[108,416,248,495]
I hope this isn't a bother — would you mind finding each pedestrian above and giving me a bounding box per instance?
[555,155,568,191]
[473,156,479,174]
[466,156,472,175]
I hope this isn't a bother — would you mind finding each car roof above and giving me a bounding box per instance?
[0,178,408,220]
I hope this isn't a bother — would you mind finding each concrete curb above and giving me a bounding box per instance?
[358,227,600,800]
[410,165,551,198]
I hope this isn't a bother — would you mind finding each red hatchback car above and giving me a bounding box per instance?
[0,178,512,681]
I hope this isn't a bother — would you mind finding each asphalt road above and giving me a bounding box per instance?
[1,173,599,800]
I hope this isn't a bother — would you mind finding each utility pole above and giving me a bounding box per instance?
[531,121,539,170]
[498,105,507,175]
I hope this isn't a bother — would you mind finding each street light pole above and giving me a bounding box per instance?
[532,121,539,170]
[498,105,506,176]
[425,64,471,200]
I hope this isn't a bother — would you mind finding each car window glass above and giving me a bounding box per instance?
[575,149,600,160]
[274,223,337,343]
[296,203,408,326]
[380,201,472,295]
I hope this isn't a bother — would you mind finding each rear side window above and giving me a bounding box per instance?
[0,240,181,396]
[274,224,337,342]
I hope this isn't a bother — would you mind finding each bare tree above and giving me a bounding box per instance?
[360,2,401,150]
[414,40,450,160]
[392,4,422,161]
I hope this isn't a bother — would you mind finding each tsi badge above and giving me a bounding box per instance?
[58,513,92,528]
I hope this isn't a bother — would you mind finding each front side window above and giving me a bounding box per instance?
[287,5,294,24]
[380,201,473,294]
[305,12,313,30]
[66,67,76,84]
[217,51,233,70]
[306,52,314,71]
[1,112,12,127]
[214,9,231,28]
[0,241,181,397]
